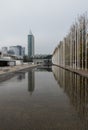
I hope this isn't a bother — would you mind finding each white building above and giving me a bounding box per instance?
[2,47,8,54]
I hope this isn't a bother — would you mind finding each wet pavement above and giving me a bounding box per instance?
[0,66,88,130]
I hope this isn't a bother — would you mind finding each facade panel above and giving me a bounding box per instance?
[28,31,34,57]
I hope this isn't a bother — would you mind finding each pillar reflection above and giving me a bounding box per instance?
[28,69,35,95]
[52,66,88,119]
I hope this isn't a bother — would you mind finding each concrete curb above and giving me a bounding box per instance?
[53,64,88,78]
[0,64,39,76]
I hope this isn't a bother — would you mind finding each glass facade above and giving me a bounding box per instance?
[28,32,34,57]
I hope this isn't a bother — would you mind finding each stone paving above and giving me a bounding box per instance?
[0,64,38,76]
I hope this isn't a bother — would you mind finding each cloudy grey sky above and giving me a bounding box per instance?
[0,0,88,54]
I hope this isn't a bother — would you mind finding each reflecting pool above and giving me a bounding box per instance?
[0,66,88,130]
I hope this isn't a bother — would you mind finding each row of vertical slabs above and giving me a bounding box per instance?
[52,13,88,70]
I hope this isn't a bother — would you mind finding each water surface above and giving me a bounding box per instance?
[0,66,88,130]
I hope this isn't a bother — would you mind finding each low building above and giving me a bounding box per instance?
[0,58,16,67]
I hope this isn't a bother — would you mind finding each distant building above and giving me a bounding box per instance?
[16,45,22,56]
[9,45,25,57]
[2,47,8,54]
[22,47,25,56]
[0,45,25,66]
[33,54,52,65]
[9,46,19,56]
[28,30,34,57]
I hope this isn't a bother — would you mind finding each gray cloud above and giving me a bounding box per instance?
[0,0,88,54]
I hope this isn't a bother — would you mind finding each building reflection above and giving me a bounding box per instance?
[27,67,52,94]
[17,73,25,81]
[52,66,88,119]
[37,66,52,72]
[28,69,35,95]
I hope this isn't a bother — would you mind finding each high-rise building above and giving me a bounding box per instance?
[28,30,34,57]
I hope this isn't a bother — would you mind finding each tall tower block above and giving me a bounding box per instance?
[28,30,34,57]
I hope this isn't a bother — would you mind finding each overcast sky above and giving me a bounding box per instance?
[0,0,88,54]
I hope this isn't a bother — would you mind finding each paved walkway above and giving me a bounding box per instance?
[2,64,88,78]
[0,64,39,76]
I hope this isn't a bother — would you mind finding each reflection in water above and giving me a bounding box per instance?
[17,72,25,81]
[0,66,88,129]
[36,66,52,72]
[27,67,52,94]
[0,73,15,82]
[28,69,35,94]
[52,66,88,119]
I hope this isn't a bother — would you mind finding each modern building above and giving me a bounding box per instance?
[9,45,25,58]
[9,46,19,55]
[28,30,34,57]
[0,45,25,66]
[22,47,25,56]
[16,46,22,56]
